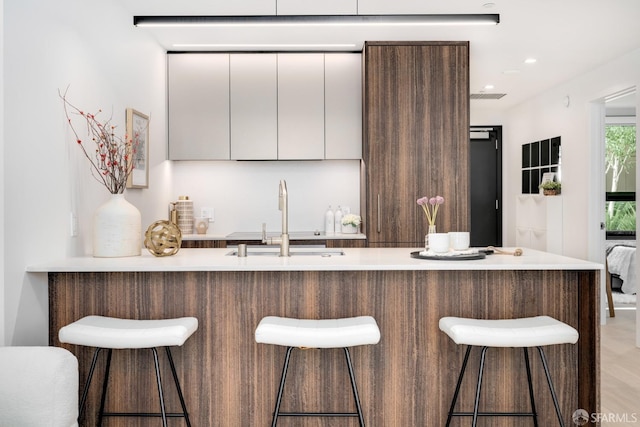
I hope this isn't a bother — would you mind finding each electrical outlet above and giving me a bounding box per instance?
[201,207,214,222]
[70,212,78,237]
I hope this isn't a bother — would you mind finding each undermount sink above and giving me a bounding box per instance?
[225,247,345,257]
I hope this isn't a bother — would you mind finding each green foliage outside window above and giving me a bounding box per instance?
[605,124,636,234]
[606,201,636,231]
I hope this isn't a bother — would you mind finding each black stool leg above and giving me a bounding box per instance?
[97,349,113,427]
[271,346,294,427]
[445,345,473,427]
[343,347,365,427]
[79,347,104,420]
[151,347,169,427]
[537,346,565,427]
[471,346,489,427]
[523,348,539,427]
[165,347,192,427]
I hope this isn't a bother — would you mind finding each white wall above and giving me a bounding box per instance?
[3,0,169,345]
[472,50,640,261]
[170,160,361,235]
[500,49,640,261]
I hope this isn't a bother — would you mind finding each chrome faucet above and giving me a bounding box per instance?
[262,180,290,257]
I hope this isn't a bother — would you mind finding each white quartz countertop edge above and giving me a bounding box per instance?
[27,248,603,273]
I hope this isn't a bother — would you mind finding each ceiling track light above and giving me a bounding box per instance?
[134,14,500,28]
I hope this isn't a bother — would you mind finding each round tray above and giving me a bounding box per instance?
[410,251,486,261]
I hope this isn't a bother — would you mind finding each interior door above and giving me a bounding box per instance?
[470,127,502,247]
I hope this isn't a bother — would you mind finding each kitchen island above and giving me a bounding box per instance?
[29,248,602,426]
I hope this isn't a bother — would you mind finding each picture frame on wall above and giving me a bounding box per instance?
[126,108,149,189]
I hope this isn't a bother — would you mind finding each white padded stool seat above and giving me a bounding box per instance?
[59,315,198,349]
[439,315,578,348]
[255,316,380,348]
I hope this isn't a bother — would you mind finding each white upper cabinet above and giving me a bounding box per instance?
[230,54,279,160]
[277,54,325,160]
[137,0,275,15]
[168,52,362,161]
[276,0,357,15]
[224,0,275,14]
[325,54,362,160]
[357,0,434,14]
[168,54,230,160]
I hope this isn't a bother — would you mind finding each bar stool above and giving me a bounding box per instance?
[255,315,381,427]
[59,315,198,427]
[439,315,579,427]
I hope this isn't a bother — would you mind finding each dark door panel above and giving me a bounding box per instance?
[470,127,502,247]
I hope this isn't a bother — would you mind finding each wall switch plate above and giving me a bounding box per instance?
[201,207,214,222]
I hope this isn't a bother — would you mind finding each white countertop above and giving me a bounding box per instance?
[27,247,603,273]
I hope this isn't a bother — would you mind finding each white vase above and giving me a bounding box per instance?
[341,224,358,234]
[93,194,142,257]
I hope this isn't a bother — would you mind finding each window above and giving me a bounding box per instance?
[605,121,636,239]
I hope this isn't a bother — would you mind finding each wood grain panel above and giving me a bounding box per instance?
[363,42,470,247]
[180,240,226,248]
[49,269,598,426]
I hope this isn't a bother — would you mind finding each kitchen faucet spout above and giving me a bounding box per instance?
[278,180,290,256]
[261,180,290,257]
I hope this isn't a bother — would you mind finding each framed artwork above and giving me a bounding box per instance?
[521,137,561,194]
[126,108,149,189]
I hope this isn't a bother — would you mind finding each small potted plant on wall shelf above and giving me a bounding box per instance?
[539,180,561,196]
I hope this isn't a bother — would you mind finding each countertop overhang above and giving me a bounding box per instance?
[27,247,603,273]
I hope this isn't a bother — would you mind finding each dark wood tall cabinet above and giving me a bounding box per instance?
[363,41,470,247]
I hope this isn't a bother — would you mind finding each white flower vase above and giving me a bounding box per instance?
[93,194,142,257]
[341,224,359,234]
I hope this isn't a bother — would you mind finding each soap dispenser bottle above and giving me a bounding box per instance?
[325,205,335,235]
[334,206,343,234]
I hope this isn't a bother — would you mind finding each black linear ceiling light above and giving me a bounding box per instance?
[133,14,499,28]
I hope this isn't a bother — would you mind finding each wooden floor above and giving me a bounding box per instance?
[601,307,640,426]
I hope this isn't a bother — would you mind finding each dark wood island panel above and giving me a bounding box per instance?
[49,269,599,426]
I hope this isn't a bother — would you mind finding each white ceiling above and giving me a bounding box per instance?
[116,0,640,109]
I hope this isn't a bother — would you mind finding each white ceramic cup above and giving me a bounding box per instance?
[448,232,470,251]
[429,233,450,253]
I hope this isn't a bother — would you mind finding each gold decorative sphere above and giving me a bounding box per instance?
[144,220,182,257]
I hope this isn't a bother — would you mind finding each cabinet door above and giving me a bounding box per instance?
[325,53,362,159]
[230,54,278,160]
[277,54,325,160]
[357,0,425,14]
[276,0,357,15]
[168,54,230,160]
[364,42,469,246]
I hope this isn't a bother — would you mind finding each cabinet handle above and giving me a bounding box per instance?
[377,194,381,233]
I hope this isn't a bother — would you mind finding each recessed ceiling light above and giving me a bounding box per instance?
[483,3,496,8]
[502,69,521,74]
[524,58,537,64]
[484,84,495,90]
